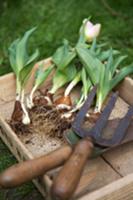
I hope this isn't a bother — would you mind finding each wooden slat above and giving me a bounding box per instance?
[102,77,133,177]
[74,157,120,198]
[0,114,48,197]
[48,157,120,199]
[117,77,133,105]
[102,142,133,176]
[79,173,133,200]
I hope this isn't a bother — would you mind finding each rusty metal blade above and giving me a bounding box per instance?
[72,86,97,131]
[90,92,118,140]
[65,118,133,153]
[94,106,133,147]
[108,106,133,146]
[121,119,133,144]
[73,92,118,138]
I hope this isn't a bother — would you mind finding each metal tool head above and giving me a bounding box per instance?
[72,87,133,147]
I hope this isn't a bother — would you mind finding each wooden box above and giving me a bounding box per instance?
[0,58,133,200]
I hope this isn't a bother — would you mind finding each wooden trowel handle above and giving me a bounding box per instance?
[51,137,94,200]
[0,145,72,188]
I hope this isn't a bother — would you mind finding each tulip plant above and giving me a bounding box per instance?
[49,18,133,114]
[9,27,39,124]
[27,62,55,109]
[9,18,133,124]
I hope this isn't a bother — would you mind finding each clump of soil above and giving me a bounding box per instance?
[10,104,71,139]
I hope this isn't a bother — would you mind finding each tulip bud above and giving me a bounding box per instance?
[84,20,101,42]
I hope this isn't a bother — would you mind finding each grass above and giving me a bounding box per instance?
[0,0,133,199]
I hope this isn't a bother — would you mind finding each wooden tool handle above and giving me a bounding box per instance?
[51,137,94,200]
[0,145,72,188]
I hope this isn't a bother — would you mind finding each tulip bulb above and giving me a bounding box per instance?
[55,96,72,106]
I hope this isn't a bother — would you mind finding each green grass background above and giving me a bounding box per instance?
[0,0,133,199]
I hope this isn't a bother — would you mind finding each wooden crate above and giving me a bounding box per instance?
[0,58,133,200]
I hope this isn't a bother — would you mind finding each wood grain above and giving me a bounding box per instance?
[103,142,133,176]
[117,77,133,105]
[79,173,133,200]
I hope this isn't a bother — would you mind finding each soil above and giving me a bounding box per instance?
[9,98,73,156]
[10,104,71,139]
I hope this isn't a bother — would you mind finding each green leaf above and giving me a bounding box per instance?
[8,27,39,94]
[98,49,119,62]
[76,45,105,84]
[110,64,133,90]
[26,49,39,66]
[90,38,97,54]
[106,48,113,71]
[97,42,108,48]
[34,64,54,88]
[64,63,77,80]
[19,64,33,88]
[50,70,68,93]
[8,38,20,75]
[96,63,133,111]
[95,47,101,57]
[16,27,37,70]
[81,68,92,99]
[111,55,127,76]
[52,39,76,70]
[50,63,77,93]
[103,49,113,86]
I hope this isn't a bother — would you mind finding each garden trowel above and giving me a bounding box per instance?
[0,86,133,195]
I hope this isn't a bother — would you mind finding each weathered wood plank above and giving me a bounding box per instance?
[102,77,133,178]
[103,142,133,176]
[74,157,120,198]
[47,157,120,199]
[117,77,133,105]
[79,173,133,200]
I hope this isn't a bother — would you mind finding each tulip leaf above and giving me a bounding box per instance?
[34,64,54,88]
[52,39,76,70]
[110,64,133,90]
[76,45,105,84]
[8,27,39,94]
[26,49,39,66]
[111,55,127,76]
[8,39,20,75]
[81,68,92,99]
[50,63,77,93]
[97,49,120,62]
[19,65,34,88]
[16,27,37,70]
[90,38,97,54]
